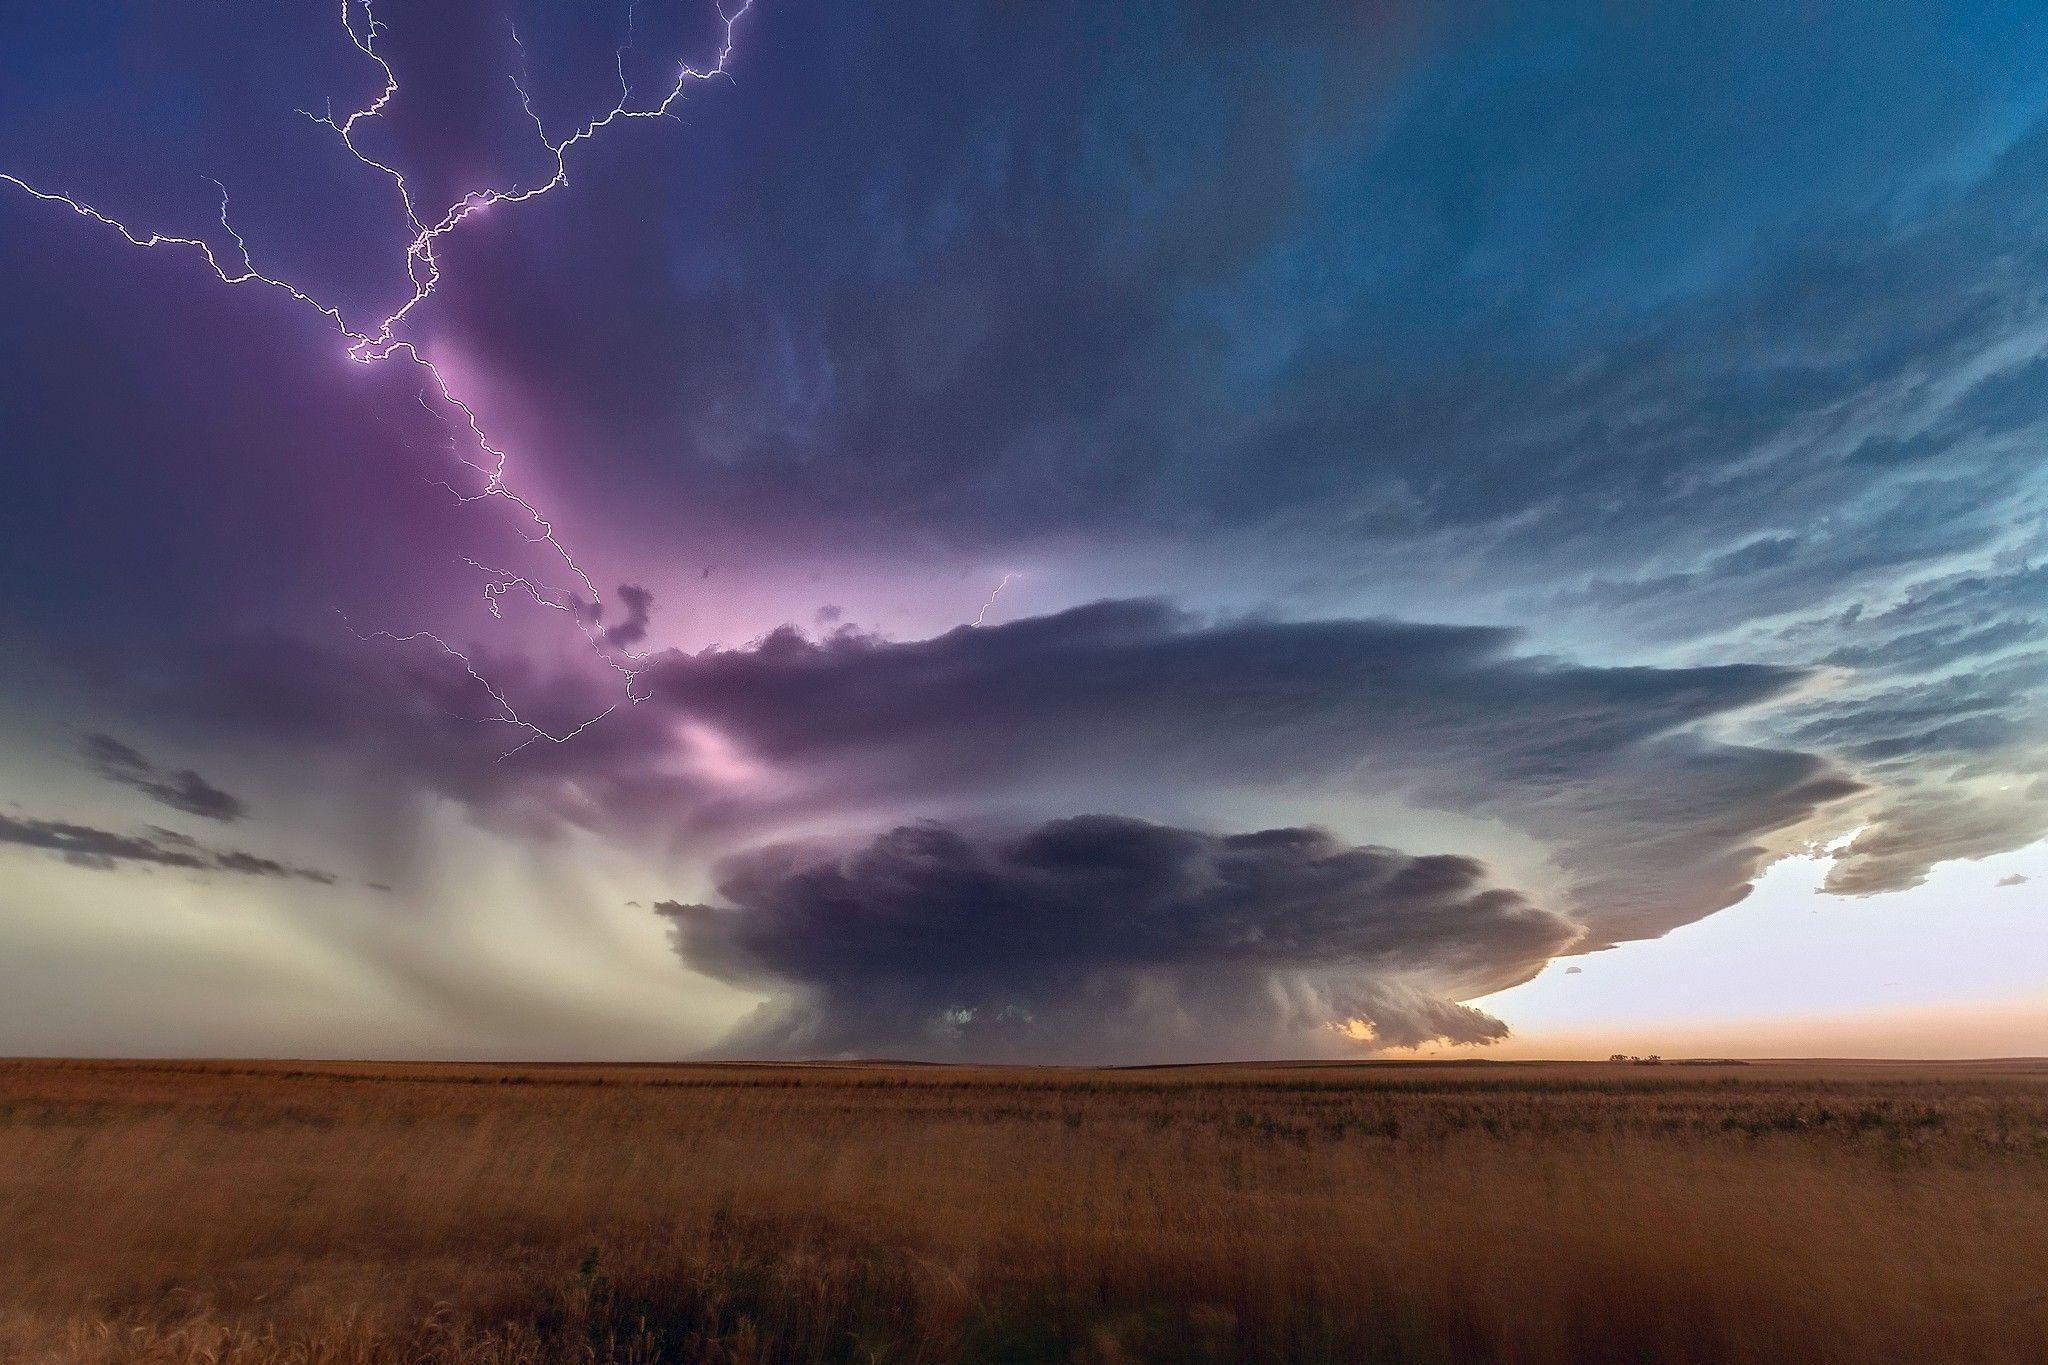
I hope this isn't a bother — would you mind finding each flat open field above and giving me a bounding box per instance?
[2,1058,2045,1363]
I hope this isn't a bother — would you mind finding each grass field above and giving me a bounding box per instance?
[1,1057,2045,1363]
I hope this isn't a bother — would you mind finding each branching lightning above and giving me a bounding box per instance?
[3,0,754,755]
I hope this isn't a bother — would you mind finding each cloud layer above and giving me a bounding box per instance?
[153,599,1863,954]
[663,815,1578,1061]
[2,0,2045,1058]
[637,601,1863,945]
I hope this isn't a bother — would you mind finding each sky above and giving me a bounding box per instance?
[1,0,2044,1062]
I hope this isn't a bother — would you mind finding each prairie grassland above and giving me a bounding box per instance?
[1,1058,2045,1363]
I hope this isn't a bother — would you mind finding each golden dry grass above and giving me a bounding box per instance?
[1,1057,2045,1363]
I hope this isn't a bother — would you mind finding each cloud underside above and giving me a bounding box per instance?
[663,815,1580,1060]
[631,600,1864,946]
[174,597,1863,954]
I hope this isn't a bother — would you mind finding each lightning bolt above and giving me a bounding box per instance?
[3,0,755,755]
[973,573,1019,627]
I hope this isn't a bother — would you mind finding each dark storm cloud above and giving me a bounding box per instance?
[1,0,2043,1066]
[416,0,2048,892]
[661,815,1578,1061]
[602,584,656,651]
[0,811,336,883]
[637,600,1861,945]
[81,733,247,822]
[154,598,1858,950]
[641,600,1796,780]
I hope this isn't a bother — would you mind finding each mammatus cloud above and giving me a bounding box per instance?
[82,733,246,822]
[0,811,335,883]
[661,816,1579,1061]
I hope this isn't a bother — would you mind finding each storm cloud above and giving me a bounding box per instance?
[638,600,1864,945]
[662,815,1578,1061]
[2,0,2043,1058]
[153,599,1863,951]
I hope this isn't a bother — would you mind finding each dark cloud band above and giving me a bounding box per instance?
[662,815,1579,1061]
[82,733,247,823]
[0,811,336,884]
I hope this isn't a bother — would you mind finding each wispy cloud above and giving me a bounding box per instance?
[0,811,334,884]
[81,733,246,823]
